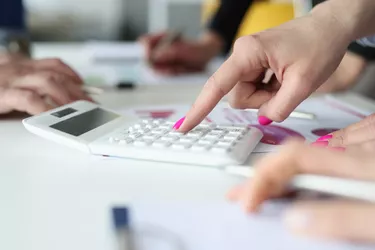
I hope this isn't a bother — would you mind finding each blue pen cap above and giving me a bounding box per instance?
[112,207,130,229]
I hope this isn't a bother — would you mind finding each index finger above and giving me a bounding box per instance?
[178,56,245,132]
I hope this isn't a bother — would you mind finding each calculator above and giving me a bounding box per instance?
[23,101,263,167]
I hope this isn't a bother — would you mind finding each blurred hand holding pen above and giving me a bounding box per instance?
[148,31,182,65]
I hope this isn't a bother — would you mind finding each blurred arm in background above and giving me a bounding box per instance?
[312,0,375,93]
[0,0,92,115]
[140,0,253,75]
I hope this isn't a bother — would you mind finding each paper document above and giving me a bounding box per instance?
[119,95,366,153]
[128,201,373,250]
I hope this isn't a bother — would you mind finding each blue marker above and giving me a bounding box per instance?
[112,207,135,250]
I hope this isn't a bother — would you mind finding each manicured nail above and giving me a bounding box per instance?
[316,134,333,142]
[330,147,346,152]
[284,209,310,230]
[258,116,273,126]
[311,141,328,147]
[173,117,185,130]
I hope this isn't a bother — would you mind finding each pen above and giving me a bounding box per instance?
[112,207,135,250]
[82,86,104,95]
[247,109,316,120]
[225,165,375,203]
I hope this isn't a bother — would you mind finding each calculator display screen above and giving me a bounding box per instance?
[50,108,119,136]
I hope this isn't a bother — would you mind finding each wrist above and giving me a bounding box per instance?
[312,0,375,42]
[198,31,224,58]
[310,2,353,47]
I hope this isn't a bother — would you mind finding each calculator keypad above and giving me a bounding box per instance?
[108,120,252,154]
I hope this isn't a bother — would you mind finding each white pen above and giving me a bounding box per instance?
[225,165,375,203]
[247,109,316,120]
[82,86,104,95]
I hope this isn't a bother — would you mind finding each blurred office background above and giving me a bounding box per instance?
[25,0,204,41]
[24,0,375,97]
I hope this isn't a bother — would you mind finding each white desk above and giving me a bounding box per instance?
[2,43,375,250]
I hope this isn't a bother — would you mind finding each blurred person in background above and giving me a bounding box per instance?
[141,0,375,94]
[0,0,91,115]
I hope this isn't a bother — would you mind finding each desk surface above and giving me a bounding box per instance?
[3,44,375,250]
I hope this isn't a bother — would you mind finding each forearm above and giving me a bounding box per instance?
[207,0,253,54]
[312,0,375,43]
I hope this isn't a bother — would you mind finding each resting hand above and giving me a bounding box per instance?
[228,140,375,243]
[0,58,92,115]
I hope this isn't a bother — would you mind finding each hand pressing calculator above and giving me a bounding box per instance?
[23,101,263,167]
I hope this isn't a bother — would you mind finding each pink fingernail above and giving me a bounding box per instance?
[316,134,333,142]
[173,117,185,130]
[311,141,328,147]
[330,147,346,152]
[258,116,273,126]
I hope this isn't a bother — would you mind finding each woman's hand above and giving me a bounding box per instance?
[228,140,375,242]
[0,58,92,115]
[175,8,352,131]
[313,114,375,152]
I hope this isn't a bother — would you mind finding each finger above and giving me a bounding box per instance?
[0,88,51,115]
[178,56,243,132]
[12,71,74,105]
[258,72,312,122]
[330,114,375,147]
[240,140,375,213]
[29,58,83,84]
[64,81,93,102]
[228,75,280,109]
[179,50,265,132]
[284,201,375,243]
[226,183,246,201]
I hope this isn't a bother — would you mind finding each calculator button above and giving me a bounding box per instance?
[133,140,150,147]
[145,124,157,129]
[171,142,192,149]
[141,119,152,124]
[128,127,137,133]
[227,132,243,138]
[191,145,208,151]
[119,138,133,144]
[167,131,183,137]
[129,133,142,139]
[150,129,168,135]
[186,131,206,138]
[138,128,151,134]
[217,140,234,147]
[203,134,220,140]
[210,145,231,153]
[133,124,144,129]
[159,124,173,129]
[152,119,165,125]
[142,135,155,140]
[160,136,178,141]
[197,139,215,145]
[223,135,239,140]
[179,137,197,143]
[152,141,171,148]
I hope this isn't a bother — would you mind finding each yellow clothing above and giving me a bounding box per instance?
[202,0,295,40]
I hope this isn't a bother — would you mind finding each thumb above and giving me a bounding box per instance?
[284,201,375,243]
[259,72,312,122]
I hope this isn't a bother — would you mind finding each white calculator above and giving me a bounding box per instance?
[23,101,263,167]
